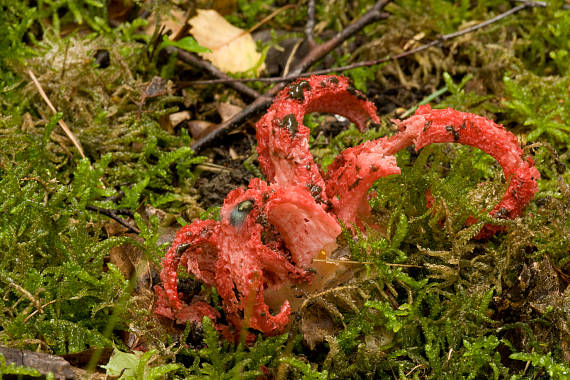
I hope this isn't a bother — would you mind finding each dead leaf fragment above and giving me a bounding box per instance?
[214,0,237,15]
[188,120,217,139]
[0,346,74,380]
[169,110,191,127]
[216,102,243,121]
[189,9,265,75]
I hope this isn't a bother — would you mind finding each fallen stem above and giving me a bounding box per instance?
[306,1,537,76]
[28,70,86,159]
[512,0,570,9]
[246,4,298,42]
[173,47,262,99]
[0,272,44,313]
[400,86,449,118]
[23,299,58,323]
[312,258,422,268]
[304,0,316,48]
[174,4,296,99]
[86,205,141,234]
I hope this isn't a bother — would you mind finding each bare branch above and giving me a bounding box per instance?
[172,4,297,99]
[289,0,390,77]
[306,1,536,75]
[305,0,316,48]
[172,47,262,99]
[0,273,43,312]
[86,205,141,234]
[186,0,552,86]
[512,0,570,10]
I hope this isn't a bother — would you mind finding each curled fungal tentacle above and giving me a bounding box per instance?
[325,141,401,226]
[158,220,220,310]
[256,75,381,204]
[391,105,540,238]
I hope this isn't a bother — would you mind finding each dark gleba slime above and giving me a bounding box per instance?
[154,75,539,339]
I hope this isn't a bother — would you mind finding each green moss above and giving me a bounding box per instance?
[181,317,289,379]
[503,73,570,149]
[0,138,130,354]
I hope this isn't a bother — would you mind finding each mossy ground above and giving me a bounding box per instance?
[0,0,569,379]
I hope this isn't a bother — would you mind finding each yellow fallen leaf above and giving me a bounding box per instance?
[189,9,265,75]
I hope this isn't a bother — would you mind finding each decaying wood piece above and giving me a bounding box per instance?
[0,346,74,380]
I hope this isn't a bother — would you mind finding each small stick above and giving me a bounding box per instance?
[246,4,297,42]
[304,0,316,48]
[195,162,231,173]
[312,258,422,268]
[23,299,58,323]
[172,47,261,99]
[305,1,536,76]
[512,0,570,9]
[28,70,86,159]
[0,273,43,313]
[210,4,297,51]
[86,205,141,234]
[175,4,295,98]
[190,88,280,151]
[282,39,303,77]
[288,0,391,77]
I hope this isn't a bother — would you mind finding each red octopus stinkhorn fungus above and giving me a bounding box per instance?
[155,75,539,338]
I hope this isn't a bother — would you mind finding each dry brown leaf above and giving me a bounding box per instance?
[108,0,134,24]
[169,110,192,127]
[216,102,243,121]
[189,9,265,75]
[213,0,237,15]
[188,120,216,139]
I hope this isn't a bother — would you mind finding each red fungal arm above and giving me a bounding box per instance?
[256,75,380,203]
[392,105,539,236]
[158,219,220,309]
[325,139,401,226]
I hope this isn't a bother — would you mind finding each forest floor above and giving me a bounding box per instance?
[1,0,569,379]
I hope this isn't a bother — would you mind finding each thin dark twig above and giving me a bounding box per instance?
[187,0,549,86]
[86,205,141,234]
[190,0,392,152]
[305,0,316,48]
[190,91,277,151]
[512,0,570,10]
[175,4,297,98]
[171,47,262,99]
